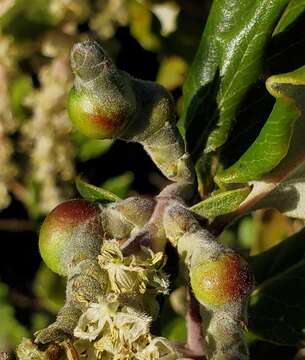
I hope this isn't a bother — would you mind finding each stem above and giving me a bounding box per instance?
[186,287,204,356]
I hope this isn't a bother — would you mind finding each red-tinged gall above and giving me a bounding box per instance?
[39,199,103,276]
[68,88,131,139]
[190,253,253,307]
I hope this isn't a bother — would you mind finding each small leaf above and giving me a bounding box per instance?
[73,132,113,162]
[190,186,251,220]
[101,172,134,199]
[273,0,305,36]
[215,66,302,186]
[75,176,121,202]
[161,316,186,342]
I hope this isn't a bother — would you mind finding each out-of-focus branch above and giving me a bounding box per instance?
[0,219,36,232]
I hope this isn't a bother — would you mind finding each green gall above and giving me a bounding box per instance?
[190,253,253,307]
[39,199,103,276]
[68,41,136,139]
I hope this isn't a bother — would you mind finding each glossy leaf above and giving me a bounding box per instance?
[75,176,121,203]
[273,0,305,36]
[191,186,251,220]
[179,0,290,157]
[215,65,302,186]
[217,65,305,219]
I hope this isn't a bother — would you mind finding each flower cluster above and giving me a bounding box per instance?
[73,241,177,359]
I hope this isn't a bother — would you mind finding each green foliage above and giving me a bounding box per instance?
[273,0,305,35]
[2,0,305,358]
[73,132,113,162]
[101,172,134,199]
[75,176,121,202]
[179,0,290,157]
[0,282,28,350]
[161,317,186,342]
[191,186,251,220]
[215,66,303,186]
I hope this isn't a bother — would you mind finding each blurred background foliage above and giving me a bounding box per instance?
[0,1,304,359]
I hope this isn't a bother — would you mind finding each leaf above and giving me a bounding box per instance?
[101,172,134,199]
[249,228,305,285]
[273,0,305,36]
[190,186,252,220]
[73,132,113,162]
[75,176,121,202]
[161,316,186,342]
[248,259,305,346]
[218,65,305,219]
[215,60,303,186]
[178,0,290,157]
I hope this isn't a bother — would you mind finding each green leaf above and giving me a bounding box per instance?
[215,66,302,186]
[178,0,290,158]
[161,316,186,342]
[273,0,305,36]
[101,172,134,199]
[190,186,251,220]
[76,176,121,202]
[249,259,305,346]
[218,65,305,219]
[73,132,113,162]
[249,228,305,285]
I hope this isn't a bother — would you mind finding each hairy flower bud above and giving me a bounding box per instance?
[190,253,253,307]
[39,199,103,276]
